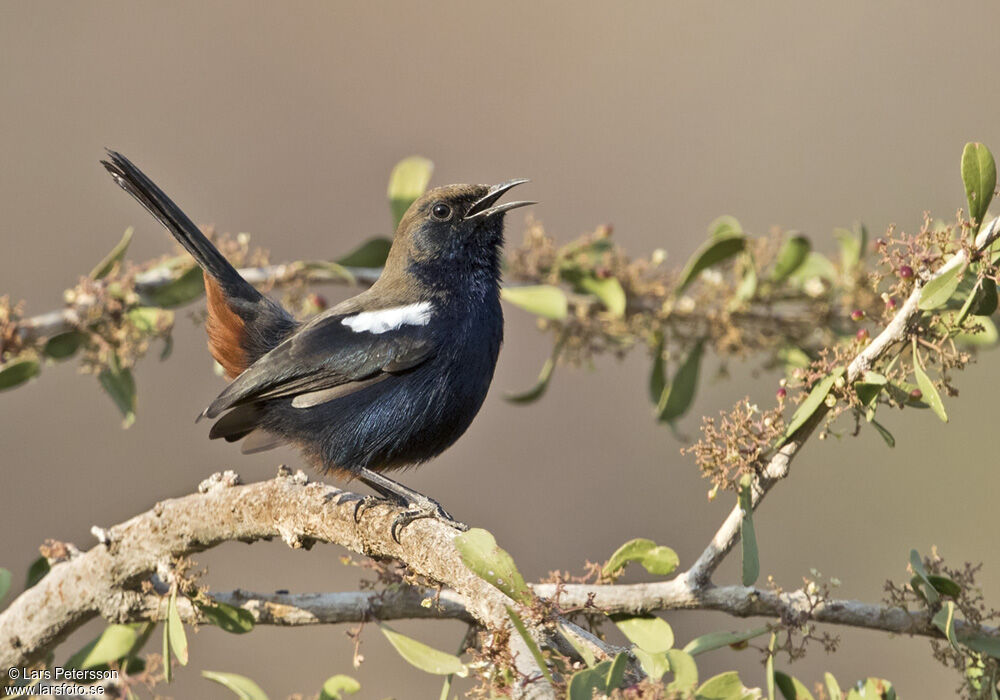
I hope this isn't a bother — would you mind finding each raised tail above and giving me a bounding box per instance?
[102,150,297,376]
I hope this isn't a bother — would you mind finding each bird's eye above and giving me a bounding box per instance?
[430,202,452,221]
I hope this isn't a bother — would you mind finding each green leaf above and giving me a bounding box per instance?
[649,332,666,404]
[708,215,743,238]
[202,670,270,700]
[770,235,811,282]
[766,633,776,700]
[973,278,998,315]
[854,382,883,410]
[738,475,759,586]
[43,331,87,360]
[697,672,751,699]
[927,574,962,598]
[606,652,628,691]
[845,679,895,700]
[909,549,940,606]
[167,588,188,666]
[380,624,468,677]
[919,263,966,311]
[25,556,49,589]
[932,600,960,652]
[504,337,562,404]
[824,672,843,700]
[656,340,704,424]
[568,660,612,700]
[336,237,393,268]
[675,233,746,294]
[196,599,255,634]
[614,615,674,653]
[955,315,999,347]
[162,613,171,683]
[912,343,947,422]
[870,419,895,448]
[777,346,811,370]
[958,629,1000,658]
[788,252,838,285]
[500,285,568,320]
[962,142,996,228]
[0,357,40,392]
[558,623,596,668]
[603,538,679,578]
[734,256,758,304]
[65,624,137,670]
[781,367,845,442]
[127,307,174,335]
[833,226,864,273]
[320,674,361,700]
[0,568,10,605]
[454,528,532,604]
[98,353,136,428]
[144,264,205,308]
[633,647,670,681]
[388,156,434,228]
[682,626,770,656]
[505,608,553,685]
[576,275,626,317]
[774,671,815,699]
[665,649,699,693]
[90,227,134,279]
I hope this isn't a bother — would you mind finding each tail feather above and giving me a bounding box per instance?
[103,150,298,374]
[102,150,259,303]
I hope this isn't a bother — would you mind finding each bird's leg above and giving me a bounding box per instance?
[349,468,468,542]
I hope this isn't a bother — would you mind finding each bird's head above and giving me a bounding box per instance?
[381,180,534,294]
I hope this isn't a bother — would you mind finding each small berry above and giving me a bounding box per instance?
[856,328,869,341]
[899,265,914,279]
[886,297,898,310]
[909,388,923,400]
[776,387,787,400]
[850,309,865,322]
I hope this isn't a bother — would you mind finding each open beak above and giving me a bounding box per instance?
[464,178,535,220]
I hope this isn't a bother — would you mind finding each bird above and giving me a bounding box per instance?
[101,151,533,540]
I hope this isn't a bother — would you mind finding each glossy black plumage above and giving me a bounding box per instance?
[102,151,531,533]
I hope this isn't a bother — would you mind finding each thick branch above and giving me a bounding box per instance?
[684,217,1000,588]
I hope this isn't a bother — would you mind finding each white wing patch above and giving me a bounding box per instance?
[341,302,433,334]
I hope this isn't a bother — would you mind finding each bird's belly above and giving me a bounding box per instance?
[264,351,495,473]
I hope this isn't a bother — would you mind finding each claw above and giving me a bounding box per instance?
[353,494,387,523]
[388,498,468,543]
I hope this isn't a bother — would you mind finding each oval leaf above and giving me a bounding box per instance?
[962,142,996,227]
[388,156,434,227]
[43,331,87,360]
[919,263,965,311]
[932,600,960,652]
[202,670,270,700]
[577,275,626,317]
[0,567,10,604]
[738,475,759,586]
[196,600,255,634]
[336,237,392,268]
[380,624,468,677]
[909,549,940,606]
[912,344,947,422]
[697,672,750,699]
[632,647,670,681]
[649,332,666,404]
[664,649,698,693]
[614,615,674,653]
[682,626,769,656]
[824,672,844,700]
[65,624,137,670]
[144,265,205,308]
[500,285,568,320]
[454,528,531,604]
[675,233,746,294]
[775,671,816,700]
[320,674,360,700]
[781,367,845,442]
[98,354,136,428]
[656,340,703,424]
[167,589,188,666]
[770,235,811,282]
[708,215,743,239]
[568,660,612,700]
[90,227,134,280]
[956,315,999,347]
[0,357,40,392]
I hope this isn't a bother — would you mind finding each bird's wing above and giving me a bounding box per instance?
[202,310,437,418]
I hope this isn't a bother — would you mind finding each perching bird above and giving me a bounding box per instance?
[102,151,532,539]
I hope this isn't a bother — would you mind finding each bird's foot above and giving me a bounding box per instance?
[389,493,468,543]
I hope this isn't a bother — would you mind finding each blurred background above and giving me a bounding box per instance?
[2,2,999,697]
